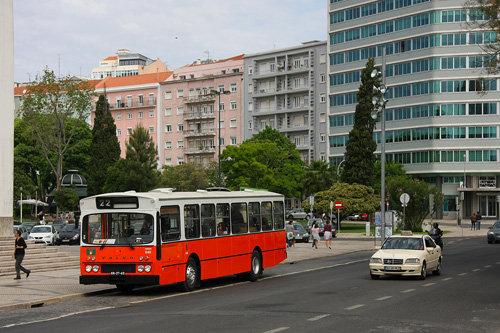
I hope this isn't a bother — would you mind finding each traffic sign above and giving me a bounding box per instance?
[334,201,343,209]
[400,193,410,205]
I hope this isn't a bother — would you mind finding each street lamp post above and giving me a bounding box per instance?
[371,47,388,246]
[19,187,23,224]
[211,89,230,188]
[337,159,345,182]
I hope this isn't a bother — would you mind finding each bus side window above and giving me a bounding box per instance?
[261,201,272,231]
[248,202,261,232]
[216,203,230,235]
[201,204,216,237]
[184,204,200,239]
[160,206,181,242]
[231,203,247,234]
[273,201,285,229]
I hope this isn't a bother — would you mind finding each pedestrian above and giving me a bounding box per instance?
[12,229,30,280]
[470,212,476,230]
[476,211,482,230]
[324,220,333,249]
[311,222,320,249]
[38,211,45,225]
[286,221,296,248]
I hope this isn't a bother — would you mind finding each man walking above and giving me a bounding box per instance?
[12,229,30,280]
[476,211,482,230]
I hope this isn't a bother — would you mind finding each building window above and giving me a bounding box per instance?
[116,128,121,136]
[177,106,184,115]
[320,53,326,64]
[127,112,132,119]
[320,93,326,103]
[149,110,154,118]
[165,107,172,116]
[219,119,225,128]
[165,141,172,149]
[249,121,253,130]
[230,118,237,127]
[231,83,237,92]
[248,66,253,75]
[231,101,237,110]
[165,157,172,166]
[294,136,301,145]
[165,91,172,99]
[116,112,121,120]
[320,73,326,83]
[320,133,326,142]
[178,123,184,131]
[149,126,154,134]
[178,157,184,165]
[248,102,253,111]
[230,136,237,145]
[127,95,132,107]
[218,85,225,93]
[138,111,143,118]
[219,137,225,146]
[138,95,144,106]
[165,124,172,132]
[177,140,184,148]
[177,89,184,98]
[127,127,132,135]
[219,102,225,111]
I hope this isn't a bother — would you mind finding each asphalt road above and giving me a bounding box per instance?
[2,237,500,332]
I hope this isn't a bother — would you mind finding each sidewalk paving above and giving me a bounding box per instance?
[0,220,487,311]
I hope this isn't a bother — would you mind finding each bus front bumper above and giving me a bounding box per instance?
[80,275,160,286]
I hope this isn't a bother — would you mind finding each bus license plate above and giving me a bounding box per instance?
[384,266,401,271]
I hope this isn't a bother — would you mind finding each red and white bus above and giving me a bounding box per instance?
[79,188,287,292]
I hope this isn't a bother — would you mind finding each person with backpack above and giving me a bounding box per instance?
[476,211,482,230]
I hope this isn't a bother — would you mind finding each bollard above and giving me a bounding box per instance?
[366,222,370,236]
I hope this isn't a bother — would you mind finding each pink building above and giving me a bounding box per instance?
[159,55,244,166]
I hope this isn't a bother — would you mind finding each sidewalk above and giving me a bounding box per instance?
[0,222,485,311]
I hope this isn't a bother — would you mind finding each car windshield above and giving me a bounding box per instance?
[382,237,423,250]
[31,226,52,233]
[293,224,306,232]
[493,222,500,229]
[82,213,154,245]
[62,225,77,232]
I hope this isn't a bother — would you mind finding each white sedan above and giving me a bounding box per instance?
[369,234,442,280]
[28,225,57,245]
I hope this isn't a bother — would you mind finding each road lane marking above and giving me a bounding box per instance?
[484,265,492,268]
[345,304,365,310]
[497,262,500,265]
[458,273,468,276]
[308,314,330,321]
[472,269,481,272]
[261,259,368,280]
[263,327,289,333]
[401,289,415,293]
[375,296,392,301]
[442,277,453,281]
[422,283,435,287]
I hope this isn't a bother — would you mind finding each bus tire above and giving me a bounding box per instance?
[116,284,134,293]
[178,257,198,292]
[248,250,262,282]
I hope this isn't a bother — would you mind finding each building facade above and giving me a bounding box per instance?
[243,41,329,163]
[328,0,500,220]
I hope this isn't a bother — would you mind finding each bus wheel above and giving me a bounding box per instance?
[178,257,198,292]
[116,284,134,293]
[248,250,262,282]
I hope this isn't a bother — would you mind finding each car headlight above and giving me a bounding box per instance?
[370,257,382,264]
[72,234,79,240]
[56,234,61,239]
[488,231,495,235]
[405,258,421,264]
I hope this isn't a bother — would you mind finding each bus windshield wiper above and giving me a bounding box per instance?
[124,236,135,250]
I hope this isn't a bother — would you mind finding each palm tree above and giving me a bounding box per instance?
[302,160,336,199]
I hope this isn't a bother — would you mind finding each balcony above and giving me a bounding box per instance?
[183,111,216,121]
[184,146,216,155]
[183,129,216,138]
[113,97,156,109]
[183,95,216,104]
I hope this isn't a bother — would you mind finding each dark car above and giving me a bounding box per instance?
[55,224,80,245]
[53,219,73,226]
[292,222,310,243]
[13,225,29,239]
[20,221,40,233]
[487,221,500,244]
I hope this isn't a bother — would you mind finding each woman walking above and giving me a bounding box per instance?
[324,220,333,249]
[12,229,30,280]
[470,212,477,230]
[311,222,320,249]
[286,221,296,248]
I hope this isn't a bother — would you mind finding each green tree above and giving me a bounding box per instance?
[342,58,379,187]
[54,188,80,212]
[222,127,305,198]
[18,68,95,193]
[373,160,407,195]
[386,176,444,231]
[302,160,337,199]
[160,164,210,191]
[87,95,121,195]
[104,125,160,192]
[308,182,379,226]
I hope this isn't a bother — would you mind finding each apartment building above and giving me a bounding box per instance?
[159,55,244,167]
[243,41,328,163]
[92,49,168,79]
[328,0,500,220]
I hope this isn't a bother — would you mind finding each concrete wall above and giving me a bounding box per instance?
[0,0,14,237]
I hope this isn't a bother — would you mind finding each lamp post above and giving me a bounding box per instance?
[337,159,345,182]
[211,89,230,188]
[19,187,23,224]
[371,47,388,246]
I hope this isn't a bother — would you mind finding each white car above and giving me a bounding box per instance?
[287,208,310,220]
[28,225,57,245]
[369,234,442,280]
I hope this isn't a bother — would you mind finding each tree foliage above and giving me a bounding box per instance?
[18,68,95,192]
[342,58,379,187]
[104,125,160,192]
[386,176,444,231]
[221,127,305,198]
[87,95,121,196]
[302,160,337,199]
[54,188,80,212]
[160,163,210,191]
[373,160,407,195]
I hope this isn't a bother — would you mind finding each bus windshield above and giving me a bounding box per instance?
[81,213,155,245]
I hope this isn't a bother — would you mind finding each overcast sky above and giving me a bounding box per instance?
[13,0,326,83]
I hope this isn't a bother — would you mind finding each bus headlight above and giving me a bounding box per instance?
[92,265,99,273]
[138,265,144,273]
[145,265,151,273]
[86,265,92,272]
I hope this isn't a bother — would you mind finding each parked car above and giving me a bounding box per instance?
[20,221,40,233]
[292,222,310,243]
[55,224,80,245]
[52,224,65,234]
[13,225,29,239]
[28,225,57,245]
[305,218,323,233]
[487,221,500,244]
[347,213,369,221]
[287,208,310,220]
[52,219,73,226]
[369,234,442,280]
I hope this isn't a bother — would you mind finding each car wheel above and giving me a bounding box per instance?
[178,257,198,292]
[370,272,379,280]
[419,262,427,280]
[305,215,310,220]
[433,259,442,276]
[288,215,293,219]
[304,237,309,243]
[248,250,262,282]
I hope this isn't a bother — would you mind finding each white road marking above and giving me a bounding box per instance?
[375,296,392,301]
[496,262,500,265]
[345,304,365,310]
[484,265,492,268]
[401,289,415,293]
[2,307,114,328]
[263,327,289,333]
[458,273,468,276]
[472,269,481,272]
[422,283,435,287]
[442,277,453,281]
[308,314,331,321]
